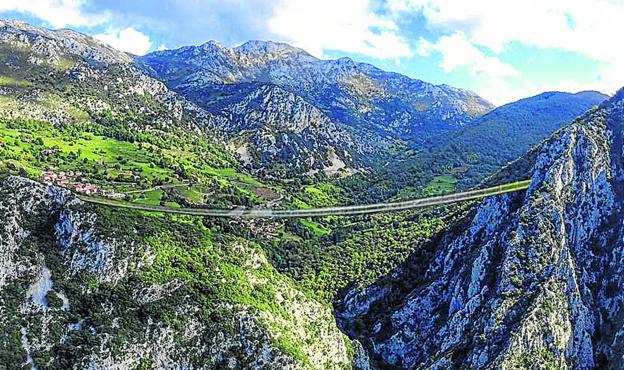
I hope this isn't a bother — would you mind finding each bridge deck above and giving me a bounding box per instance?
[79,179,532,218]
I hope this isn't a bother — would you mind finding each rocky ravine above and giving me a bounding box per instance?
[0,176,352,369]
[338,91,624,369]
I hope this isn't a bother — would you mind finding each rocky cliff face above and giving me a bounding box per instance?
[138,41,493,141]
[338,91,624,369]
[0,19,132,65]
[0,19,230,137]
[0,176,352,369]
[212,83,388,176]
[138,40,494,174]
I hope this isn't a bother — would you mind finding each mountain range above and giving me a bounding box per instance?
[137,39,610,190]
[138,40,493,138]
[138,40,495,176]
[0,18,620,370]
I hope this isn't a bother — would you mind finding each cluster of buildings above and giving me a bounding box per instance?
[41,148,61,156]
[42,170,125,199]
[72,182,98,195]
[42,170,81,187]
[239,219,279,239]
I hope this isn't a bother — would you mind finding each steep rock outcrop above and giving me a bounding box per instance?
[0,176,352,369]
[215,83,387,175]
[139,40,493,140]
[338,92,624,369]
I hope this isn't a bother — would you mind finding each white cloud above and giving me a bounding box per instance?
[418,33,518,77]
[156,44,168,51]
[391,0,624,63]
[268,0,411,59]
[417,32,519,105]
[1,1,152,55]
[481,77,610,107]
[0,0,109,28]
[391,0,624,103]
[95,27,152,55]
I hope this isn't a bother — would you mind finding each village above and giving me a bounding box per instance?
[42,170,126,199]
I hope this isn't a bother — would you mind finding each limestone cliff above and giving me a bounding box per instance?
[338,91,624,369]
[0,176,352,369]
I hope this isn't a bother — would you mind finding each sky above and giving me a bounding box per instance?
[1,0,622,105]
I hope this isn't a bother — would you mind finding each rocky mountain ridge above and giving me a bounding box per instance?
[0,20,384,176]
[0,19,204,131]
[139,40,494,140]
[0,19,133,65]
[335,90,607,203]
[138,40,495,175]
[338,90,624,369]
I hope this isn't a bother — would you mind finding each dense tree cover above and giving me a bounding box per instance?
[0,196,351,367]
[337,91,606,202]
[261,204,474,302]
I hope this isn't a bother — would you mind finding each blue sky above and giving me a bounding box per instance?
[1,0,622,105]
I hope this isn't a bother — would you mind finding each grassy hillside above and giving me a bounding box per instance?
[0,116,273,208]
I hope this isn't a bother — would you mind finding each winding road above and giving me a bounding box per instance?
[79,179,531,218]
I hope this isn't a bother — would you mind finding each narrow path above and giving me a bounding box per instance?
[79,179,531,218]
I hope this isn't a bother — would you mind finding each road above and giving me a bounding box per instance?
[79,179,531,218]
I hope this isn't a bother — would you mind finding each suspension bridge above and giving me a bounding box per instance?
[79,179,531,218]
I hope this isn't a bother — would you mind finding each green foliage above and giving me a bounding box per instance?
[298,182,342,207]
[46,290,65,309]
[0,116,273,208]
[423,175,457,195]
[299,219,331,236]
[0,34,559,369]
[274,335,311,366]
[265,208,450,301]
[0,75,33,87]
[0,40,361,368]
[92,208,331,366]
[506,348,561,370]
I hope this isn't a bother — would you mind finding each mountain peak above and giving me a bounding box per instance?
[199,40,225,50]
[0,18,29,28]
[234,40,317,61]
[139,38,495,139]
[0,18,132,65]
[574,89,609,98]
[609,87,624,103]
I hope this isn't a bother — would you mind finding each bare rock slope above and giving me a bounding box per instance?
[0,176,352,369]
[339,91,624,369]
